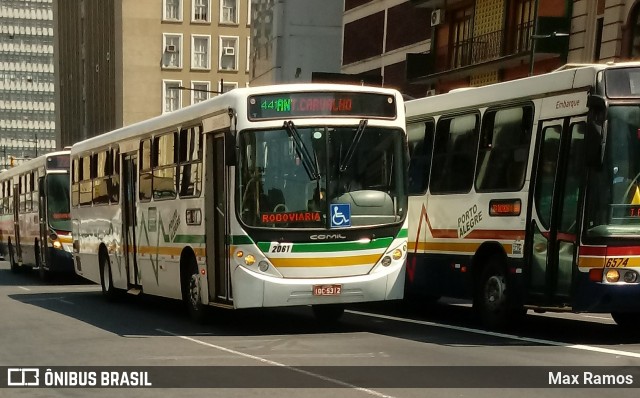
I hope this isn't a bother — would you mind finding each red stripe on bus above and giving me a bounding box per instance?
[578,246,640,256]
[417,203,525,240]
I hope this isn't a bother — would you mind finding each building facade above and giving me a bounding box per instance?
[0,0,57,168]
[55,0,251,148]
[342,0,431,98]
[250,0,343,86]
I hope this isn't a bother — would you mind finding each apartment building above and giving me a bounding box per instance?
[342,0,431,98]
[0,0,56,168]
[54,0,251,148]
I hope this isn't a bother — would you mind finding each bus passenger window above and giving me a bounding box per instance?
[430,113,479,194]
[407,120,434,195]
[475,105,533,192]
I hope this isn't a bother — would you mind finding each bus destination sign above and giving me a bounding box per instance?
[248,92,396,120]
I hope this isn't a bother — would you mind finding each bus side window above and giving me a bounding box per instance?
[476,105,533,192]
[430,113,479,194]
[407,119,434,195]
[139,139,153,202]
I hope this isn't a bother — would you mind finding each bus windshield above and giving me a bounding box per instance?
[237,125,407,229]
[47,173,72,232]
[586,105,640,238]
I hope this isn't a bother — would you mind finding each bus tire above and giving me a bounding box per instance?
[476,256,511,329]
[184,259,207,323]
[8,243,19,273]
[312,304,345,323]
[611,312,640,329]
[100,254,118,301]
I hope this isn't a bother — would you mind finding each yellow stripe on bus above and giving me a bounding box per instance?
[137,246,205,258]
[269,253,382,267]
[408,241,513,255]
[578,256,640,268]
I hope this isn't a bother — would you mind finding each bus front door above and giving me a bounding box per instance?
[205,133,231,305]
[529,118,586,305]
[38,176,48,270]
[12,183,22,264]
[122,154,140,290]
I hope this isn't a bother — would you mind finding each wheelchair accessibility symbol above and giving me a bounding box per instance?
[330,204,351,228]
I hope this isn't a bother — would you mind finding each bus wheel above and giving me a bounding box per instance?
[312,304,345,323]
[8,243,19,273]
[184,260,207,323]
[100,254,117,301]
[35,244,49,281]
[611,312,640,329]
[477,258,510,329]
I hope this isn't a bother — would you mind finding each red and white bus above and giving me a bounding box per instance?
[406,63,640,329]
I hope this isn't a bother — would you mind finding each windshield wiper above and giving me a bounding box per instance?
[339,119,368,172]
[283,121,319,180]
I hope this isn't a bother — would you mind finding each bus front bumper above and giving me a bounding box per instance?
[230,263,405,309]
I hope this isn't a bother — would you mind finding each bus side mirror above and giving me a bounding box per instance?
[586,95,608,167]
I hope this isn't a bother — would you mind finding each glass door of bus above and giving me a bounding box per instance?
[205,133,231,304]
[529,117,586,303]
[122,154,140,288]
[12,183,22,262]
[38,176,48,269]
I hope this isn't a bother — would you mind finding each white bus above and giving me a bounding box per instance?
[0,151,74,279]
[406,62,640,329]
[71,84,408,321]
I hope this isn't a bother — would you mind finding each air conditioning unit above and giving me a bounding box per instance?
[165,44,177,53]
[431,9,444,27]
[223,46,235,56]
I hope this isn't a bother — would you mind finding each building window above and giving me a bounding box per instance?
[193,0,210,22]
[164,0,182,21]
[219,36,238,70]
[191,81,210,104]
[219,81,238,94]
[192,35,211,69]
[163,80,182,113]
[221,0,238,24]
[449,6,474,68]
[508,0,535,54]
[246,37,250,72]
[162,34,182,69]
[630,4,640,58]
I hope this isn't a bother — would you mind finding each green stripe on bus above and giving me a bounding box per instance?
[256,237,393,253]
[397,229,408,239]
[172,235,206,244]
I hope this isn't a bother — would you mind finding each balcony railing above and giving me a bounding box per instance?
[408,23,540,80]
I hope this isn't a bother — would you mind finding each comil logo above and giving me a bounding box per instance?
[7,368,40,386]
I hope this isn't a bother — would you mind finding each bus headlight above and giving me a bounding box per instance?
[52,240,62,249]
[605,269,620,283]
[623,270,638,283]
[391,248,403,260]
[381,256,392,267]
[258,261,269,272]
[244,254,256,266]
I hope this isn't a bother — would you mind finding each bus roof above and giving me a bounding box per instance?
[405,62,640,120]
[70,83,403,156]
[0,150,70,180]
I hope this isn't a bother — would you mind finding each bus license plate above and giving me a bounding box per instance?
[312,284,342,296]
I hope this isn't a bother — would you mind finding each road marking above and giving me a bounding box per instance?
[17,286,31,291]
[347,310,640,359]
[157,328,395,398]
